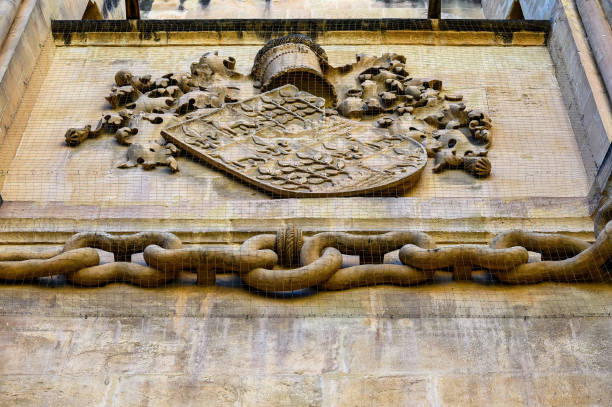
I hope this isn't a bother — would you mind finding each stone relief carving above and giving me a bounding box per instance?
[1,224,610,290]
[65,123,103,146]
[162,84,427,197]
[114,127,139,146]
[118,142,180,172]
[64,34,493,196]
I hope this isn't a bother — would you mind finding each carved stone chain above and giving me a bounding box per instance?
[0,224,610,291]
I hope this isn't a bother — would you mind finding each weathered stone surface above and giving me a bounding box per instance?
[1,5,610,406]
[546,0,612,194]
[0,0,98,148]
[113,375,240,406]
[0,375,109,406]
[0,283,609,406]
[530,374,612,406]
[321,375,430,407]
[437,375,529,406]
[0,44,594,240]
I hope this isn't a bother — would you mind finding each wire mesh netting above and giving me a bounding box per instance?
[0,14,610,321]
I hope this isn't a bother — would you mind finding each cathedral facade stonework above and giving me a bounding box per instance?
[0,2,610,405]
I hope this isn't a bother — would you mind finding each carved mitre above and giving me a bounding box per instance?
[251,34,338,106]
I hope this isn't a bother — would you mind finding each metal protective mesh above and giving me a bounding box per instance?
[0,15,609,322]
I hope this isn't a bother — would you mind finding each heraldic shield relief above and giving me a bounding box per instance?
[64,34,493,197]
[161,85,427,197]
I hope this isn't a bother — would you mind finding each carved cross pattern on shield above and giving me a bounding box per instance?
[162,85,428,197]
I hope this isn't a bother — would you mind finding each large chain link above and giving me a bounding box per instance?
[0,225,610,291]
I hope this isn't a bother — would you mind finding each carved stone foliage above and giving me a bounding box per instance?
[64,34,493,195]
[118,142,179,172]
[65,123,103,146]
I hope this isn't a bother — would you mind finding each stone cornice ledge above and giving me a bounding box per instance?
[0,196,593,244]
[51,18,550,46]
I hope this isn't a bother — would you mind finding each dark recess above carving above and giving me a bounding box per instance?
[51,18,550,36]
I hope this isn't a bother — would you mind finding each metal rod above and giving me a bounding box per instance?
[428,0,441,19]
[125,0,140,19]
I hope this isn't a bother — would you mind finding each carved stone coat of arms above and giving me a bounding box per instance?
[65,34,492,197]
[162,85,427,197]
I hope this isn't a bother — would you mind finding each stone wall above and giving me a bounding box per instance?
[1,0,87,151]
[0,41,594,243]
[0,2,611,406]
[0,0,125,153]
[0,282,610,406]
[482,0,612,207]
